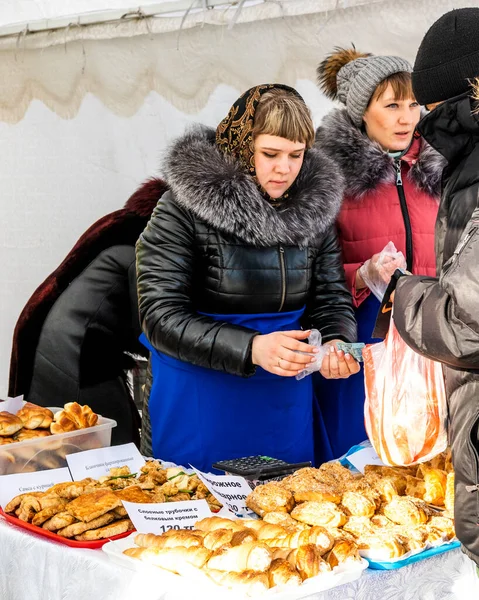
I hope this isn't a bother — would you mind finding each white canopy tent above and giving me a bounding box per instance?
[0,0,471,396]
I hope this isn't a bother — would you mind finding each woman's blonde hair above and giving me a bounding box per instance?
[253,88,315,149]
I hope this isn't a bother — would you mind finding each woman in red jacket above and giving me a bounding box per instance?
[313,48,444,462]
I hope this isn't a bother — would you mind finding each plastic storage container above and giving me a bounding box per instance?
[0,408,116,475]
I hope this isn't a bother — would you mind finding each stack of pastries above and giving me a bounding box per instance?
[4,462,221,538]
[124,515,363,594]
[0,401,98,445]
[242,452,455,561]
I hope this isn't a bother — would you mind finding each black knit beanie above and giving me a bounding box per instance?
[412,8,479,105]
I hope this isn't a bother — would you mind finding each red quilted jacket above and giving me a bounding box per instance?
[317,109,445,307]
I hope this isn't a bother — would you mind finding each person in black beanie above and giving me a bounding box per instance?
[391,7,479,567]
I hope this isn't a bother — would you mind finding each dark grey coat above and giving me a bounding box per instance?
[393,93,479,566]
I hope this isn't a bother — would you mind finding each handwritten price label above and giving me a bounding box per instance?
[191,466,254,516]
[122,499,211,534]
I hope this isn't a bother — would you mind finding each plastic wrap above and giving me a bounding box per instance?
[359,242,406,301]
[363,317,447,466]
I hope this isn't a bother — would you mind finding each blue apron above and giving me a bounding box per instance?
[141,308,314,473]
[312,294,381,463]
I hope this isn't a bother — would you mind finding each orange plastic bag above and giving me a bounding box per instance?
[363,316,447,466]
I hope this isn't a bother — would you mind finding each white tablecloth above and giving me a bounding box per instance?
[1,518,478,600]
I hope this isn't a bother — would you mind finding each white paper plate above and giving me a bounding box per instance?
[103,536,368,600]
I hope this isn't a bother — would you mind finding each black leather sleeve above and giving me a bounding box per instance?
[303,227,358,343]
[136,193,258,377]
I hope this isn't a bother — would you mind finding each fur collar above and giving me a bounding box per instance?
[316,108,445,199]
[162,125,344,247]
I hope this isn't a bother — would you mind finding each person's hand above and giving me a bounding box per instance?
[359,252,405,288]
[251,330,318,377]
[319,340,360,379]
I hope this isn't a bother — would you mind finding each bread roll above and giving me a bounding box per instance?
[16,403,54,430]
[0,412,24,436]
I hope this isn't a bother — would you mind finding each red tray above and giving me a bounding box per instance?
[0,508,134,549]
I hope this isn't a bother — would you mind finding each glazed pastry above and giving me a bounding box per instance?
[406,476,427,500]
[135,530,204,549]
[245,482,295,516]
[57,513,115,537]
[365,475,400,503]
[75,518,133,540]
[195,516,246,533]
[325,539,361,568]
[291,501,347,527]
[325,527,356,542]
[382,496,428,526]
[357,534,406,560]
[202,528,234,551]
[445,472,455,514]
[267,558,302,587]
[363,465,408,494]
[206,542,272,573]
[342,516,375,538]
[16,403,54,430]
[50,402,98,434]
[14,429,52,442]
[239,520,288,540]
[0,412,24,436]
[114,485,153,504]
[42,511,78,531]
[427,516,455,538]
[288,544,331,580]
[262,511,308,530]
[370,515,394,529]
[341,491,376,518]
[419,466,447,506]
[263,525,334,553]
[65,489,121,522]
[31,499,68,526]
[279,469,342,503]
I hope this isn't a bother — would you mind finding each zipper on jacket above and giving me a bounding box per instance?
[395,161,413,271]
[278,246,286,312]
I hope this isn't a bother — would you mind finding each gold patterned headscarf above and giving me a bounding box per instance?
[215,84,305,202]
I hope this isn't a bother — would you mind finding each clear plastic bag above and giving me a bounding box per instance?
[363,316,447,466]
[359,241,406,301]
[295,329,328,380]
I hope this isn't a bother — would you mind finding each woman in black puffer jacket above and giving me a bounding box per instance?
[136,84,359,472]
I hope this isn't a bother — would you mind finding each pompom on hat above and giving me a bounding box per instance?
[317,46,412,126]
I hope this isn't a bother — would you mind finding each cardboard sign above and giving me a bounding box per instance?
[122,499,211,534]
[0,467,72,509]
[346,445,384,474]
[191,466,253,516]
[66,443,145,480]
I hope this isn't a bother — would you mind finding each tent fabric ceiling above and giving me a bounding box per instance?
[0,0,469,123]
[0,1,380,37]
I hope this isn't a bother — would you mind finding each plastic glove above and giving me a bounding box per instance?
[358,242,406,301]
[295,330,328,380]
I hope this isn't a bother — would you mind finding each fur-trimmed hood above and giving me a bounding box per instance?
[162,125,344,248]
[316,108,445,199]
